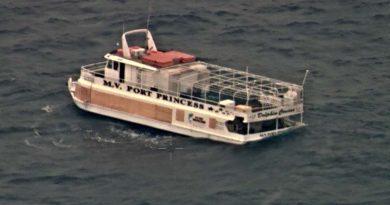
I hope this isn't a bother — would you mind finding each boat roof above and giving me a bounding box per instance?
[105,53,158,71]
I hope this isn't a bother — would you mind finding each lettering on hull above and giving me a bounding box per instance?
[103,80,205,110]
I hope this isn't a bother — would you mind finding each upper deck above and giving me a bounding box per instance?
[107,47,303,106]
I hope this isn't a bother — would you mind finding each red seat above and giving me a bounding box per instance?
[142,51,174,67]
[165,51,196,63]
[141,50,196,68]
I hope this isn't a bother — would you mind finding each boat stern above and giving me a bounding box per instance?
[67,77,78,98]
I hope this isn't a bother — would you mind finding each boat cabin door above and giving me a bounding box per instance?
[119,63,125,83]
[105,60,125,83]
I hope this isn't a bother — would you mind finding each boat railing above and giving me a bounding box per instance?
[81,62,106,71]
[80,62,302,114]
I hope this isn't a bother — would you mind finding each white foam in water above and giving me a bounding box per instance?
[27,129,74,150]
[41,105,54,113]
[24,139,46,151]
[109,125,142,140]
[108,125,174,147]
[33,129,41,138]
[82,126,177,148]
[69,124,81,132]
[88,134,117,144]
[262,191,282,205]
[52,138,74,148]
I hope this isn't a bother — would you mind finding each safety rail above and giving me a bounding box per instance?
[79,62,303,114]
[81,62,106,71]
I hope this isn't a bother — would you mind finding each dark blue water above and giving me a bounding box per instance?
[1,0,389,204]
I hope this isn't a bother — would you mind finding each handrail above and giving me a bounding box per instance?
[79,63,303,112]
[81,62,106,70]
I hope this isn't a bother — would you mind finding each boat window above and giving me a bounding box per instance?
[106,60,113,69]
[248,119,285,134]
[248,121,263,134]
[113,61,118,71]
[137,69,142,84]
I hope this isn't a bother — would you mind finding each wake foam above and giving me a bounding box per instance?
[41,105,54,113]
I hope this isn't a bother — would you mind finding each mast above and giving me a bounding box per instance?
[246,66,250,135]
[145,0,153,51]
[300,69,310,124]
[302,69,310,87]
[245,66,249,106]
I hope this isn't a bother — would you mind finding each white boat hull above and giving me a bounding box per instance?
[68,78,302,145]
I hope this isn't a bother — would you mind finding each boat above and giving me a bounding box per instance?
[67,29,308,145]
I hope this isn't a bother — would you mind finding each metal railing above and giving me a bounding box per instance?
[79,62,303,114]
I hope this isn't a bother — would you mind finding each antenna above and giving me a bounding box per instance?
[245,66,249,106]
[300,69,309,124]
[117,22,125,47]
[302,69,310,87]
[146,0,152,32]
[246,66,251,135]
[145,0,153,50]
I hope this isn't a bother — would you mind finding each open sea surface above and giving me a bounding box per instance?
[1,0,389,204]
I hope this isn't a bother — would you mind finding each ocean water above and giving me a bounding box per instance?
[1,0,389,204]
